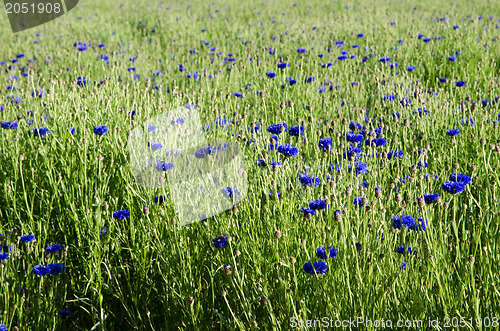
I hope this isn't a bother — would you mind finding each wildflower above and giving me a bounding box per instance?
[288,125,305,137]
[48,263,65,275]
[266,72,276,78]
[154,195,167,204]
[303,261,328,275]
[298,174,321,187]
[396,245,405,254]
[407,66,415,72]
[366,138,386,146]
[268,122,288,135]
[402,262,406,270]
[348,162,368,174]
[442,181,465,194]
[277,62,289,69]
[33,127,50,138]
[212,235,229,248]
[59,311,72,317]
[233,92,243,98]
[155,160,174,171]
[353,197,366,207]
[195,146,213,158]
[222,187,238,198]
[439,77,447,83]
[318,137,333,151]
[329,164,341,172]
[446,128,460,136]
[20,234,35,243]
[344,145,362,160]
[45,244,61,253]
[455,81,466,87]
[449,173,471,185]
[94,125,109,136]
[387,149,403,160]
[1,121,18,129]
[277,144,299,157]
[300,207,316,216]
[423,193,439,204]
[0,253,8,261]
[316,246,337,260]
[33,265,51,276]
[112,210,130,220]
[309,199,326,210]
[345,132,364,143]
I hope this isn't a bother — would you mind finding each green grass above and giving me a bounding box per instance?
[0,0,500,330]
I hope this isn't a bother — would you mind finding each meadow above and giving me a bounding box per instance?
[1,0,500,329]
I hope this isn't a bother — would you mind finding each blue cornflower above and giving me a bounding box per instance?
[270,158,282,167]
[195,146,212,158]
[0,253,8,261]
[417,161,428,168]
[407,66,415,72]
[392,216,402,229]
[439,77,447,83]
[396,245,405,254]
[33,265,51,276]
[449,56,457,62]
[402,262,406,270]
[343,144,362,160]
[257,159,266,167]
[112,210,130,220]
[348,162,368,174]
[423,193,439,204]
[233,92,243,98]
[456,81,466,87]
[366,138,386,146]
[1,121,18,129]
[94,125,109,136]
[446,128,460,136]
[277,144,299,157]
[442,181,465,194]
[353,197,366,207]
[59,310,72,317]
[300,207,316,216]
[48,263,65,275]
[222,187,238,198]
[416,217,427,231]
[303,261,328,275]
[77,76,91,86]
[212,235,229,248]
[387,149,404,160]
[402,215,415,228]
[298,174,321,187]
[277,62,288,69]
[33,127,50,138]
[318,137,333,151]
[449,173,471,185]
[20,234,35,243]
[316,246,337,259]
[288,125,305,137]
[305,76,315,83]
[309,198,326,210]
[45,244,61,253]
[267,122,288,134]
[155,160,174,171]
[266,72,276,78]
[148,141,163,151]
[154,195,167,204]
[345,132,364,143]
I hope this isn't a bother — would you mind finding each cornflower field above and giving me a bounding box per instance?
[1,0,500,329]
